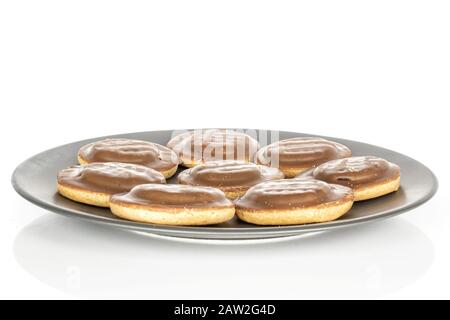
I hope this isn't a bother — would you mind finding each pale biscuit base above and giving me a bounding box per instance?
[77,155,88,165]
[160,165,179,179]
[57,183,111,207]
[280,167,310,178]
[178,158,200,168]
[354,176,401,201]
[224,190,246,200]
[110,203,236,226]
[77,155,178,179]
[179,157,253,168]
[236,199,353,225]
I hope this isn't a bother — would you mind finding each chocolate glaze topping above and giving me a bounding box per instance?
[167,129,260,163]
[298,156,400,189]
[177,160,284,189]
[236,179,353,210]
[57,162,166,194]
[256,137,351,170]
[110,184,233,209]
[78,139,178,172]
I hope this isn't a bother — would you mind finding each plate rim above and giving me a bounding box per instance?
[11,129,439,236]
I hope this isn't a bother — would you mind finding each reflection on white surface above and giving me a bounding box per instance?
[14,215,434,299]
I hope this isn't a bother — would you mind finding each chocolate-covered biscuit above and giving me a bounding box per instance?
[78,138,179,178]
[235,179,354,225]
[298,156,400,201]
[110,184,235,225]
[167,129,259,167]
[177,160,284,199]
[57,162,166,207]
[255,137,351,177]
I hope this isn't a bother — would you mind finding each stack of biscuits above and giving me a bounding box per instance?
[57,129,401,226]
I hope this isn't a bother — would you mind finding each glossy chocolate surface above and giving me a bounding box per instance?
[57,162,166,194]
[177,160,284,189]
[298,156,400,189]
[256,137,351,170]
[78,138,178,172]
[236,179,353,210]
[167,129,259,163]
[110,184,234,208]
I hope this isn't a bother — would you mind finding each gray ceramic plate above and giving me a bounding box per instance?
[12,129,438,240]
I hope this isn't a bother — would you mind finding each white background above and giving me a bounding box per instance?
[1,1,449,299]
